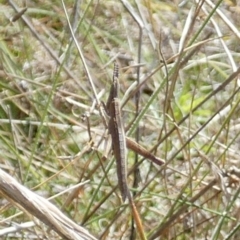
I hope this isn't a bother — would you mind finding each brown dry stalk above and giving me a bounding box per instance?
[126,137,165,166]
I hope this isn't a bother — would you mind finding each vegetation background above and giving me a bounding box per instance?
[1,0,240,239]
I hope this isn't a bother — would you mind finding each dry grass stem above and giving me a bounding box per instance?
[0,168,97,239]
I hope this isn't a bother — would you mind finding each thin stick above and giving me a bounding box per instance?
[126,137,165,166]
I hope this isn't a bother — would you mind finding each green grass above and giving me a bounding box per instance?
[1,0,240,239]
